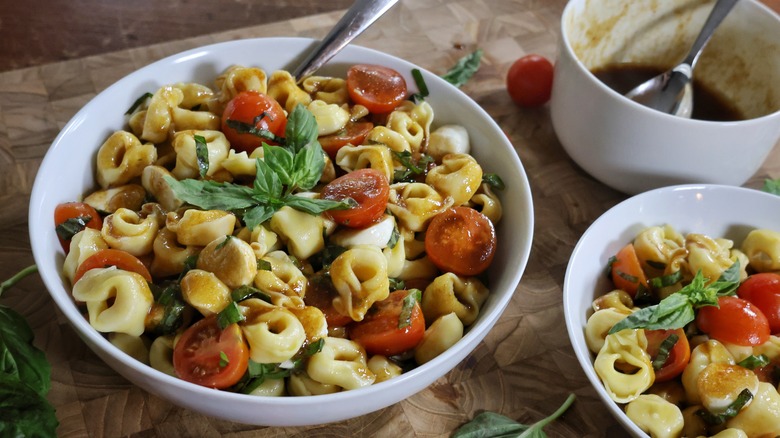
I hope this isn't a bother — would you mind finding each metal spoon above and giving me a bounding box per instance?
[624,0,739,117]
[291,0,399,82]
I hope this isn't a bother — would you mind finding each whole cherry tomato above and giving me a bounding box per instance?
[506,54,554,107]
[737,273,780,334]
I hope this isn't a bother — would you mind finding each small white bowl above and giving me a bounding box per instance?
[551,0,780,195]
[28,37,534,426]
[563,184,780,437]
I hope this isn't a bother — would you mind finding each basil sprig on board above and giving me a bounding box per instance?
[452,393,575,438]
[609,262,741,334]
[165,104,354,230]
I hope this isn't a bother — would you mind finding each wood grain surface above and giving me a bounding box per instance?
[2,0,779,437]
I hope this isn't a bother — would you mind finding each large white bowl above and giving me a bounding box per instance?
[28,37,534,426]
[563,184,780,437]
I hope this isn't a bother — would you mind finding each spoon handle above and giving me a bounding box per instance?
[682,0,739,69]
[292,0,399,81]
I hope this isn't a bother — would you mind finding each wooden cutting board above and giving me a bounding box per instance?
[1,0,778,436]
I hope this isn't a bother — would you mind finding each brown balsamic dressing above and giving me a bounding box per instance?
[591,64,744,121]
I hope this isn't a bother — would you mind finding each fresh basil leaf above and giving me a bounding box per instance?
[389,278,405,291]
[441,49,483,88]
[164,176,258,210]
[55,215,92,241]
[263,145,296,187]
[482,173,505,190]
[224,119,283,144]
[291,142,326,191]
[696,389,752,425]
[399,289,422,329]
[283,195,354,215]
[452,411,529,438]
[652,334,679,370]
[149,282,186,335]
[219,351,230,367]
[650,270,683,289]
[284,104,319,154]
[410,68,429,103]
[215,235,233,250]
[257,259,272,271]
[737,354,770,370]
[241,204,277,231]
[125,92,153,115]
[0,374,58,437]
[387,225,401,249]
[193,134,209,178]
[231,285,272,304]
[763,178,780,195]
[217,302,245,329]
[0,305,51,397]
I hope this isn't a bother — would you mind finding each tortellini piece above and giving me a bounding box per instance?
[594,329,654,403]
[236,224,281,259]
[141,166,184,213]
[166,208,236,246]
[150,227,198,278]
[72,267,154,336]
[140,84,220,144]
[171,130,231,180]
[366,126,411,155]
[287,371,341,396]
[585,307,631,354]
[632,225,686,276]
[307,100,350,136]
[300,76,348,105]
[335,145,394,182]
[108,332,150,365]
[220,148,265,179]
[96,131,157,189]
[288,305,328,345]
[425,153,483,206]
[421,273,489,326]
[686,233,745,283]
[254,250,307,309]
[149,335,176,377]
[213,65,268,111]
[624,394,684,438]
[239,298,307,364]
[741,228,780,272]
[725,382,780,436]
[330,245,390,321]
[180,269,232,316]
[387,182,454,232]
[367,355,403,383]
[62,228,108,284]
[414,312,464,365]
[197,235,258,289]
[697,363,759,415]
[306,337,376,390]
[467,182,503,225]
[266,70,312,113]
[101,204,165,257]
[246,377,286,397]
[386,100,433,154]
[83,184,146,214]
[426,125,470,162]
[269,206,326,260]
[681,339,736,404]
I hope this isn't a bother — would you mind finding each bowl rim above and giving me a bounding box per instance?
[28,36,535,425]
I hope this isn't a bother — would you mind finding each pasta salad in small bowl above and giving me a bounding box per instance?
[564,184,780,438]
[28,38,533,426]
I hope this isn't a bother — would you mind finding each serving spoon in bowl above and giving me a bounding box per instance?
[291,0,399,82]
[624,0,739,117]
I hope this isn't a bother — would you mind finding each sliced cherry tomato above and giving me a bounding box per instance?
[221,90,287,154]
[506,54,554,108]
[610,243,649,298]
[696,295,771,346]
[644,328,691,382]
[173,315,249,389]
[73,249,152,284]
[319,121,374,159]
[424,206,497,276]
[737,273,780,334]
[305,273,353,327]
[320,168,390,228]
[346,64,407,114]
[350,290,425,356]
[54,202,103,253]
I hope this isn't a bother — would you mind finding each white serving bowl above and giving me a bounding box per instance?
[28,37,534,426]
[563,184,780,437]
[551,0,780,195]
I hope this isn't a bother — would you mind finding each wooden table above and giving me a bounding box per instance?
[2,0,779,436]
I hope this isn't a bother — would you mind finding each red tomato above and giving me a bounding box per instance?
[54,202,103,253]
[173,315,249,389]
[350,290,425,356]
[221,91,287,154]
[346,64,407,114]
[610,244,649,298]
[644,328,691,382]
[73,249,152,284]
[696,296,771,346]
[506,54,554,107]
[737,273,780,334]
[320,168,390,228]
[304,275,354,327]
[424,206,497,276]
[319,121,374,159]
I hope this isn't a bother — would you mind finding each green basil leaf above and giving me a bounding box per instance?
[224,119,283,144]
[737,354,770,370]
[216,302,245,329]
[284,104,319,154]
[398,289,422,329]
[262,145,296,187]
[55,215,92,241]
[696,389,753,425]
[763,178,780,195]
[482,173,505,190]
[164,176,257,210]
[231,285,272,303]
[0,374,58,437]
[410,68,429,103]
[452,411,528,438]
[650,270,683,289]
[215,235,233,250]
[609,293,693,333]
[441,49,483,88]
[241,204,277,231]
[0,305,51,397]
[283,195,354,215]
[652,334,679,370]
[219,351,230,367]
[125,92,153,115]
[291,142,325,191]
[194,134,210,178]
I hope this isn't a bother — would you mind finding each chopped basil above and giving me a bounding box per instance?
[125,92,153,115]
[410,68,429,103]
[193,134,210,178]
[55,215,93,241]
[482,173,505,191]
[215,235,233,250]
[392,150,433,182]
[149,281,187,335]
[652,334,679,370]
[231,285,272,304]
[216,301,245,329]
[650,270,684,289]
[646,260,667,271]
[237,338,325,394]
[737,354,770,370]
[257,259,272,271]
[219,351,230,368]
[387,225,401,249]
[224,115,284,145]
[388,278,405,292]
[441,49,483,88]
[605,255,617,278]
[696,389,753,425]
[399,289,422,329]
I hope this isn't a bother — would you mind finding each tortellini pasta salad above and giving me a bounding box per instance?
[587,225,780,437]
[54,63,506,396]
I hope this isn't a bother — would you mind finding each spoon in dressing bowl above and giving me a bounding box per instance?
[624,0,739,118]
[291,0,399,82]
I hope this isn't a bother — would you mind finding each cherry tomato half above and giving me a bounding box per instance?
[737,273,780,334]
[696,295,771,346]
[350,290,425,356]
[424,206,497,277]
[320,168,390,228]
[346,64,407,114]
[221,90,287,154]
[644,328,691,382]
[319,121,374,159]
[73,249,152,284]
[506,54,554,107]
[610,243,649,299]
[173,315,249,389]
[54,202,103,253]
